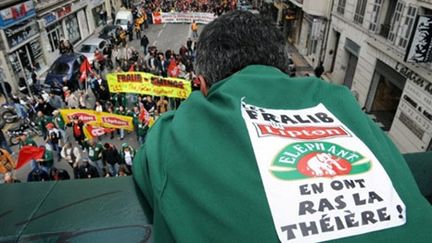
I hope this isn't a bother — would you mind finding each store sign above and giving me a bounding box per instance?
[4,20,39,49]
[57,5,72,18]
[393,62,432,151]
[405,15,432,63]
[42,13,58,26]
[30,39,43,59]
[0,0,36,29]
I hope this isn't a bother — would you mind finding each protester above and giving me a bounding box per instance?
[45,123,62,159]
[68,115,86,151]
[132,10,432,242]
[0,129,13,155]
[120,143,135,174]
[3,172,20,183]
[61,142,81,179]
[49,167,70,181]
[314,60,325,78]
[36,111,53,139]
[48,91,64,109]
[141,34,149,55]
[27,163,49,182]
[0,148,15,181]
[18,132,37,149]
[87,139,104,176]
[34,145,54,172]
[102,143,121,176]
[77,159,100,179]
[52,110,67,144]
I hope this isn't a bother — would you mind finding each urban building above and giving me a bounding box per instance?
[0,0,120,93]
[323,0,432,153]
[286,0,333,67]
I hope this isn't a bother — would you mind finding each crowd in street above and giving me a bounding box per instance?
[130,0,236,15]
[0,1,208,184]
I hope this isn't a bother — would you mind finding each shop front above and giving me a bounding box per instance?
[90,0,107,28]
[0,0,44,90]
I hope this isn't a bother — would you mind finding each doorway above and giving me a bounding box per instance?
[343,53,358,89]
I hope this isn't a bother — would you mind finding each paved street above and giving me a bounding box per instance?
[10,23,202,182]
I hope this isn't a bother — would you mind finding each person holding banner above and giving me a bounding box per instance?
[68,116,86,151]
[133,10,432,243]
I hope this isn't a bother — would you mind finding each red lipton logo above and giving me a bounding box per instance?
[255,124,349,140]
[68,113,97,122]
[102,117,128,126]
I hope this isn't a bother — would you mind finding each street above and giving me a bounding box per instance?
[11,23,201,182]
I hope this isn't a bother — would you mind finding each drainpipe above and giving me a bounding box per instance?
[319,0,335,63]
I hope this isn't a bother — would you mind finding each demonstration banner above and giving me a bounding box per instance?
[241,102,405,242]
[106,72,191,99]
[152,12,216,24]
[60,109,134,131]
[83,124,115,139]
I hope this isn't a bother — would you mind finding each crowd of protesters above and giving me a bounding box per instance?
[128,0,236,15]
[0,0,215,184]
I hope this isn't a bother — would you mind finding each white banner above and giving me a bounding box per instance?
[152,12,216,24]
[241,101,405,242]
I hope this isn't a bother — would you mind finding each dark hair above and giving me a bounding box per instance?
[195,10,289,87]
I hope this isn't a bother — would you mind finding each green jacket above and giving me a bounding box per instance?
[53,114,66,130]
[88,143,103,161]
[133,65,432,243]
[18,137,37,149]
[37,115,53,131]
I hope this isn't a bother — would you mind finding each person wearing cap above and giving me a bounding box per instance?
[87,139,104,177]
[52,110,67,144]
[45,122,61,159]
[120,143,135,174]
[18,132,37,149]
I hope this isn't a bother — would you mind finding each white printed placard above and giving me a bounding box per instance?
[241,101,405,242]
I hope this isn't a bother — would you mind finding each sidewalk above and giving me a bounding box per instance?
[286,42,313,76]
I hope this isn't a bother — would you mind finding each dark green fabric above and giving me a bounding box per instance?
[0,177,152,242]
[403,151,432,200]
[133,65,432,243]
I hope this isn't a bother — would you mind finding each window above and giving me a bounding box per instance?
[398,6,417,48]
[369,0,383,32]
[337,0,346,15]
[354,0,368,24]
[388,1,404,42]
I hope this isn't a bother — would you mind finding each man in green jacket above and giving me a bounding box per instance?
[87,139,104,177]
[133,11,432,243]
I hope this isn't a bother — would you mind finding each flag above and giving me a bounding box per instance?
[16,146,45,170]
[167,59,179,77]
[79,57,93,82]
[139,103,150,123]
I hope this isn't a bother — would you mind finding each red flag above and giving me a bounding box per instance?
[139,103,150,123]
[167,59,179,77]
[16,146,45,170]
[128,64,135,72]
[79,57,93,82]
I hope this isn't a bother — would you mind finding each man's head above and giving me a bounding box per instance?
[195,11,289,89]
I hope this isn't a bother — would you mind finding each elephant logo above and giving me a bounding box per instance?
[303,153,350,177]
[271,142,368,180]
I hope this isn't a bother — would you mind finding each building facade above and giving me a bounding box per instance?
[286,0,332,67]
[323,0,432,153]
[0,0,117,93]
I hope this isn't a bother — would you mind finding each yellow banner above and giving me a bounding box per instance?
[60,109,134,131]
[106,72,191,99]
